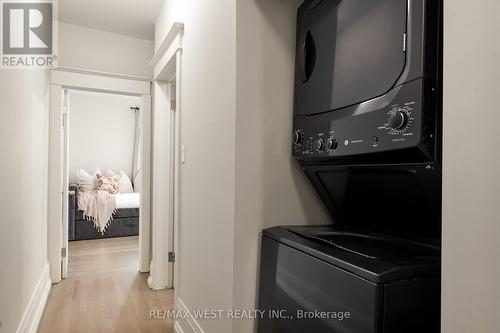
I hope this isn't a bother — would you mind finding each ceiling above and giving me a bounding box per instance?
[59,0,164,40]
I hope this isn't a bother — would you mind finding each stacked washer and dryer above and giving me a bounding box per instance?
[258,0,442,332]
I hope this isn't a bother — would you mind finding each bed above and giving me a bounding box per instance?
[68,184,140,240]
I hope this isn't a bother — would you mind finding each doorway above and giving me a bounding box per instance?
[63,89,143,279]
[42,67,178,332]
[149,23,184,315]
[47,69,153,284]
[149,57,181,291]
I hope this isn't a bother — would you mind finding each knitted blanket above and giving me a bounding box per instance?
[77,190,117,234]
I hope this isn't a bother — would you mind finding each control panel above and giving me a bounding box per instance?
[292,80,424,159]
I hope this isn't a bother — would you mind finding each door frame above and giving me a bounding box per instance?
[61,90,69,278]
[47,68,152,283]
[149,22,184,291]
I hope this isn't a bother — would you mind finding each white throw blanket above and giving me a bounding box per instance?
[78,190,117,234]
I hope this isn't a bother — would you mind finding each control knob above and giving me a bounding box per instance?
[388,109,410,130]
[314,138,325,151]
[326,138,338,150]
[293,130,303,145]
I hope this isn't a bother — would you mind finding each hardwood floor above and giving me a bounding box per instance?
[38,237,173,333]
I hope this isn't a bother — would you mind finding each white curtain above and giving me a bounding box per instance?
[132,108,142,192]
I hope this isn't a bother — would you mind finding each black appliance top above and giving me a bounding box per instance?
[263,225,440,284]
[296,0,408,115]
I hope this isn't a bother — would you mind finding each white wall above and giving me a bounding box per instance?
[441,1,500,332]
[59,22,154,77]
[233,0,330,332]
[155,1,329,333]
[155,1,237,332]
[68,91,140,183]
[0,70,50,332]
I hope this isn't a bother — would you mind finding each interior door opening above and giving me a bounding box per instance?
[62,89,144,280]
[149,58,180,290]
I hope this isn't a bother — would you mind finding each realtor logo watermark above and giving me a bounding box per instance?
[1,0,57,68]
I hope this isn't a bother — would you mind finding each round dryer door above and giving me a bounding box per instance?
[295,0,408,115]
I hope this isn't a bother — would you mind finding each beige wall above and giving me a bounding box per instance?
[233,0,330,332]
[0,70,50,332]
[155,1,237,332]
[442,1,500,332]
[59,22,154,77]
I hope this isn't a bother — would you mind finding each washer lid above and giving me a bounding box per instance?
[264,225,440,283]
[296,0,407,115]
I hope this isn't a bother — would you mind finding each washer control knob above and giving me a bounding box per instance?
[388,110,410,130]
[326,138,338,150]
[293,130,303,145]
[314,138,325,151]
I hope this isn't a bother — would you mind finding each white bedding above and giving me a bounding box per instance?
[115,192,141,209]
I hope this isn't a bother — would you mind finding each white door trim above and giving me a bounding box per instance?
[149,22,184,291]
[48,84,64,283]
[61,90,69,279]
[50,69,150,96]
[150,22,184,68]
[149,80,173,290]
[48,68,152,283]
[172,49,183,292]
[138,94,153,273]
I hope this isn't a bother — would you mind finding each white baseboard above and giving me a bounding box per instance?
[16,263,51,333]
[175,297,205,333]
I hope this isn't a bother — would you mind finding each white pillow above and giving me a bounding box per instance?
[77,168,101,192]
[117,170,134,193]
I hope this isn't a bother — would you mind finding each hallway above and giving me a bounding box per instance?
[38,237,173,333]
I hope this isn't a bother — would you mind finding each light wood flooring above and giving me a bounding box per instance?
[38,236,173,333]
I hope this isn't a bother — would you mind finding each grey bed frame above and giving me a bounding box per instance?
[68,184,139,241]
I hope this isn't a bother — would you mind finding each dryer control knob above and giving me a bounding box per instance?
[293,130,303,144]
[326,138,338,150]
[314,138,325,151]
[388,110,409,130]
